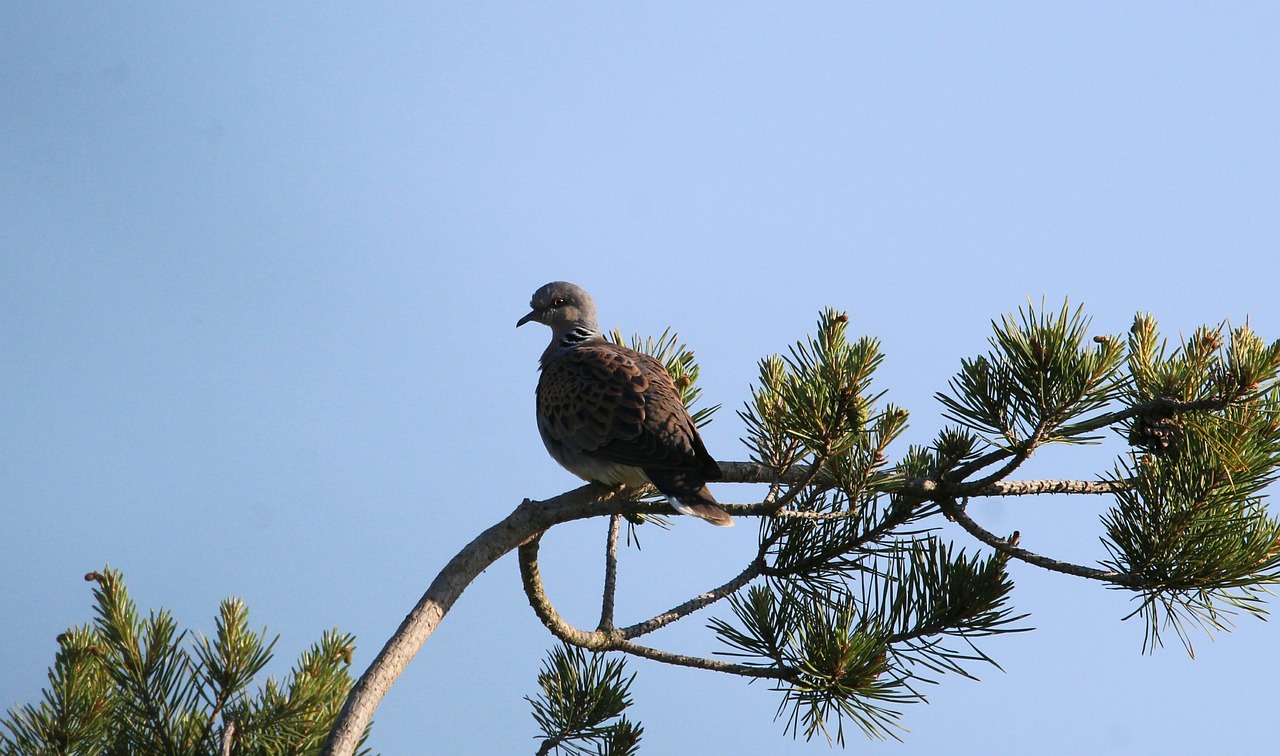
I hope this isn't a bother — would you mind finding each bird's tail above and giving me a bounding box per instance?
[646,470,733,527]
[668,495,734,527]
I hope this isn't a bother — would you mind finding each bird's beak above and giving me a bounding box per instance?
[516,310,539,328]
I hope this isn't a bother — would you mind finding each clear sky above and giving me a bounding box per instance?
[3,3,1279,754]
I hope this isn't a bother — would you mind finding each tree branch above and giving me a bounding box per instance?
[718,475,1126,521]
[326,455,1142,754]
[609,639,792,680]
[945,396,1234,482]
[957,478,1126,496]
[520,532,614,649]
[518,533,790,680]
[618,556,765,640]
[323,484,634,756]
[753,479,1121,523]
[220,716,235,756]
[599,515,621,632]
[938,498,1137,586]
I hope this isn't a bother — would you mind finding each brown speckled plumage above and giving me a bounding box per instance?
[518,282,732,527]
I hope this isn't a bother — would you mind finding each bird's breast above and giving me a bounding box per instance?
[538,430,649,487]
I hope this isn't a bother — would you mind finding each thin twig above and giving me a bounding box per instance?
[609,638,791,680]
[619,557,765,639]
[518,533,789,679]
[946,396,1235,482]
[958,447,1033,490]
[938,498,1136,586]
[220,716,235,756]
[599,514,621,632]
[951,415,1052,485]
[948,445,1019,483]
[762,456,828,514]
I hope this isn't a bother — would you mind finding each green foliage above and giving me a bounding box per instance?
[0,568,369,756]
[528,645,642,756]
[1101,317,1280,653]
[708,309,1028,743]
[1103,447,1280,654]
[937,299,1125,448]
[0,626,114,754]
[1125,315,1280,406]
[709,541,1024,745]
[892,427,983,484]
[932,307,1280,654]
[530,302,1280,750]
[741,308,897,472]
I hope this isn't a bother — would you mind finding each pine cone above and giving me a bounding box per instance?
[1128,404,1184,454]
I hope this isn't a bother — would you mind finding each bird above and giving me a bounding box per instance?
[517,281,733,527]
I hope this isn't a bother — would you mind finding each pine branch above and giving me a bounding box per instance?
[527,644,640,756]
[616,554,766,640]
[322,306,1280,753]
[3,569,363,756]
[715,461,1125,501]
[938,499,1133,584]
[517,533,790,681]
[598,515,622,633]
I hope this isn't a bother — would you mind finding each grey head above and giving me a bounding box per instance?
[516,282,602,354]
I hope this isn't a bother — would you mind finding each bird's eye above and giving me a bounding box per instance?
[550,298,565,308]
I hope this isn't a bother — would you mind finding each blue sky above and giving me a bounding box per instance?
[3,3,1279,753]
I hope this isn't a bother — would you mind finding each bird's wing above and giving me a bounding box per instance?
[537,342,716,474]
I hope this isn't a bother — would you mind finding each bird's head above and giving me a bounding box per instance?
[517,281,600,334]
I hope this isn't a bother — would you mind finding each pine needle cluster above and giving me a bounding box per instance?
[527,645,641,756]
[1,568,369,756]
[719,309,1026,742]
[1103,317,1280,653]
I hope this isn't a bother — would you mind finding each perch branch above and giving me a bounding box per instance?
[324,484,634,756]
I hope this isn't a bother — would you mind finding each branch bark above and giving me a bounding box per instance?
[323,485,627,756]
[598,514,621,632]
[219,716,235,756]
